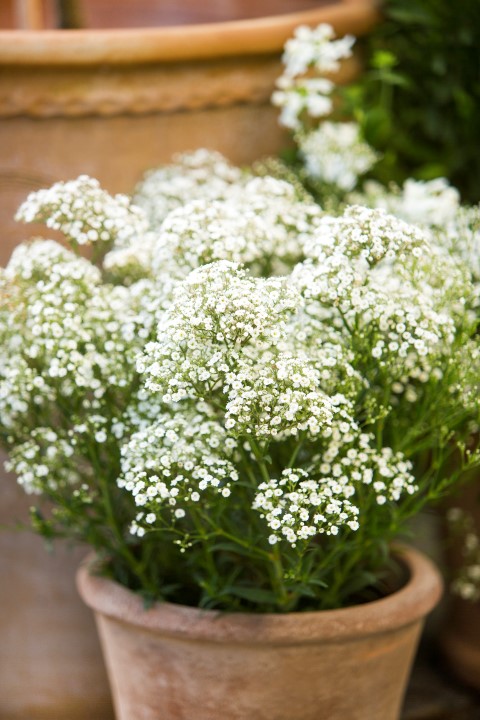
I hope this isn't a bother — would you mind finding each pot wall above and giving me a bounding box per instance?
[0,453,114,719]
[78,546,442,720]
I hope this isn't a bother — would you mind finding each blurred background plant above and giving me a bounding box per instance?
[343,0,480,203]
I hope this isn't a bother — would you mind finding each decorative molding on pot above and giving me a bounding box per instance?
[0,55,361,119]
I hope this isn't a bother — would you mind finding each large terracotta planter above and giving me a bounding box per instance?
[77,546,442,720]
[0,0,379,264]
[0,452,114,719]
[440,479,480,691]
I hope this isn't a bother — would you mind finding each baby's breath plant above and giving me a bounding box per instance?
[2,147,480,614]
[2,25,480,613]
[271,23,379,207]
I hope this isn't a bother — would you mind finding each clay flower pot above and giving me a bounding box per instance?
[77,546,442,720]
[0,0,378,263]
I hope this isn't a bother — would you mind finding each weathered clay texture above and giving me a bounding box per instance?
[78,546,442,720]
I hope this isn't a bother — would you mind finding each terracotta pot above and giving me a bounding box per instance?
[77,546,442,720]
[0,0,379,264]
[440,479,480,691]
[0,452,114,720]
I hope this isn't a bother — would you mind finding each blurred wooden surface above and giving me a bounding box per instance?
[403,647,480,720]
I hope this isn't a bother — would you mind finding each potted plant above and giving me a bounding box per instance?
[3,22,479,720]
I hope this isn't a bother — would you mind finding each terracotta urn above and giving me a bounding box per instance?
[77,546,442,720]
[0,0,379,264]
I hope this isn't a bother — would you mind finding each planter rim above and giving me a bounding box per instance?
[0,0,379,66]
[77,545,443,646]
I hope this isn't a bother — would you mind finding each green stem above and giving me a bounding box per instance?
[269,544,291,611]
[199,510,272,562]
[247,437,271,484]
[89,447,156,594]
[287,434,306,469]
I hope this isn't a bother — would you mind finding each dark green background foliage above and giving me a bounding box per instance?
[346,0,480,202]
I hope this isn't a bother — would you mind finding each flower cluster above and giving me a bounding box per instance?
[253,432,416,548]
[150,176,323,280]
[15,175,148,249]
[349,179,480,308]
[292,206,458,394]
[6,427,79,495]
[303,204,428,265]
[133,149,244,230]
[118,411,238,536]
[272,23,380,198]
[223,355,347,439]
[138,261,301,401]
[253,467,360,546]
[0,237,169,450]
[3,22,480,614]
[297,123,379,191]
[350,177,460,228]
[272,23,354,130]
[310,431,417,506]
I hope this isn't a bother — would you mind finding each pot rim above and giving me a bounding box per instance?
[0,0,379,66]
[77,545,443,645]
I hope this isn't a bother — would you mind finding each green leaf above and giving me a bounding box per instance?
[210,541,258,558]
[387,7,434,25]
[371,50,397,70]
[308,577,329,588]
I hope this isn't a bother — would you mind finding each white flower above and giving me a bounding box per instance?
[272,78,334,130]
[253,467,360,547]
[151,176,322,278]
[118,411,238,530]
[352,177,460,228]
[297,122,379,191]
[138,261,302,402]
[272,24,354,131]
[15,175,148,248]
[133,149,243,230]
[282,24,354,78]
[224,354,341,439]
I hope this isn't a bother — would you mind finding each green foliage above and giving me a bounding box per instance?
[347,0,480,202]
